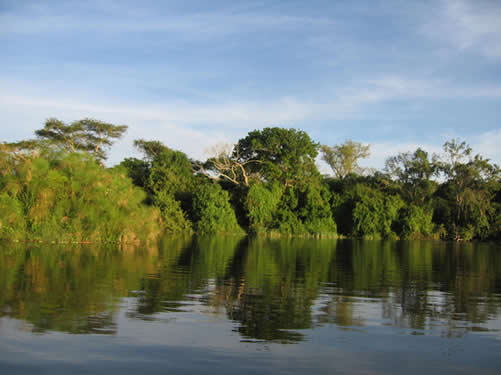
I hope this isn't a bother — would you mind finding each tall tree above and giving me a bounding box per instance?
[128,139,195,232]
[35,118,127,161]
[236,127,320,187]
[385,148,438,204]
[132,139,195,196]
[321,140,370,178]
[436,139,500,239]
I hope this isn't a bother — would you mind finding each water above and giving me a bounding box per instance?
[1,236,501,374]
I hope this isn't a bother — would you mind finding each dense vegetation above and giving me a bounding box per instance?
[1,118,500,242]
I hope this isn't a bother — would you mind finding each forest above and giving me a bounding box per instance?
[1,118,500,242]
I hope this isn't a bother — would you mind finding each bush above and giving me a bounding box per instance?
[298,184,337,236]
[246,182,282,233]
[351,184,403,239]
[0,193,26,240]
[153,190,192,233]
[0,151,161,242]
[396,205,435,239]
[192,183,243,234]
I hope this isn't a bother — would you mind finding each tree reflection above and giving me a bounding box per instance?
[0,242,155,333]
[0,237,500,341]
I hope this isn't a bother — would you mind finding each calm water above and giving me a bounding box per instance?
[1,236,501,374]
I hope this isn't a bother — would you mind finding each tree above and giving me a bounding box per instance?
[197,143,258,187]
[385,148,438,204]
[192,183,243,234]
[245,182,283,232]
[130,139,197,229]
[321,140,370,178]
[350,184,403,239]
[236,127,320,187]
[132,139,195,196]
[133,139,167,161]
[436,139,500,239]
[35,118,127,161]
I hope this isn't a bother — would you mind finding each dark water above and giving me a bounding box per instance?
[1,236,501,374]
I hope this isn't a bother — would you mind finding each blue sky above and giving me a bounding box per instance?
[1,0,500,171]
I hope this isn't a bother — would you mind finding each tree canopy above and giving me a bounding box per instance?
[35,118,127,161]
[236,127,320,187]
[321,140,370,178]
[385,148,437,204]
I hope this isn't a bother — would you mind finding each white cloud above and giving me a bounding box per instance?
[0,90,313,165]
[366,76,501,99]
[0,4,334,39]
[2,74,501,166]
[3,75,499,141]
[470,129,501,166]
[421,0,501,58]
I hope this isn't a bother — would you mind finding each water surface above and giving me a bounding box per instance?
[1,236,500,374]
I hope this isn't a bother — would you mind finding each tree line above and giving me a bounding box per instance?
[1,117,500,242]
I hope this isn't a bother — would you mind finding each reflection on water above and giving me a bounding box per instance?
[1,236,500,343]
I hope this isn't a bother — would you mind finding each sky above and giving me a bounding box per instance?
[1,0,500,171]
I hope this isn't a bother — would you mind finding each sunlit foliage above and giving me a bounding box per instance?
[0,149,160,242]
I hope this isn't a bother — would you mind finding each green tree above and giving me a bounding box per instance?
[119,157,150,189]
[298,184,337,236]
[321,139,370,178]
[35,118,127,161]
[192,183,244,234]
[236,127,320,187]
[130,139,196,232]
[436,139,500,240]
[245,182,283,233]
[350,184,403,239]
[385,148,438,204]
[396,204,435,239]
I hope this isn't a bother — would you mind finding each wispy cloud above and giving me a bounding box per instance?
[0,2,334,40]
[421,0,501,58]
[3,74,500,133]
[365,76,501,98]
[3,72,501,167]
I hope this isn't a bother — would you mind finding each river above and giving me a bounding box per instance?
[1,236,500,374]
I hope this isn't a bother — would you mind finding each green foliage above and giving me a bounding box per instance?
[246,182,283,233]
[298,184,337,236]
[434,139,500,240]
[0,193,26,239]
[128,139,198,232]
[396,205,435,239]
[351,184,403,239]
[321,139,370,178]
[35,118,127,161]
[119,157,150,189]
[273,205,307,235]
[192,183,244,234]
[245,178,339,237]
[236,127,320,186]
[153,190,192,233]
[147,147,195,197]
[0,150,160,242]
[5,122,501,242]
[385,148,438,204]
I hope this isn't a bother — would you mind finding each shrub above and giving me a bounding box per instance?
[192,183,243,234]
